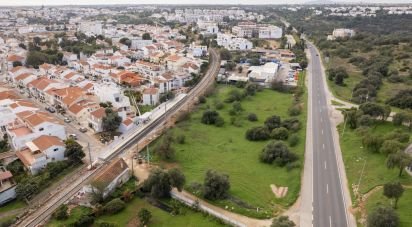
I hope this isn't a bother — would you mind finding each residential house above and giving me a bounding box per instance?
[88,107,106,132]
[0,167,16,205]
[87,158,130,199]
[142,87,160,106]
[110,71,142,87]
[16,135,65,174]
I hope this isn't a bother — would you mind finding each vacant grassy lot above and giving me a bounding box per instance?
[97,197,226,227]
[339,122,412,198]
[365,188,412,227]
[0,200,25,213]
[47,199,225,227]
[152,84,306,218]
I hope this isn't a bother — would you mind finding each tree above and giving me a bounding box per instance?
[103,198,126,214]
[12,61,22,67]
[362,134,384,153]
[264,115,282,131]
[201,110,220,125]
[202,170,230,200]
[72,215,95,227]
[168,168,186,191]
[220,48,232,60]
[380,140,405,155]
[245,126,270,141]
[386,152,412,177]
[271,215,296,227]
[260,141,298,166]
[15,177,40,199]
[33,36,42,46]
[383,182,404,209]
[271,127,289,140]
[52,204,68,220]
[247,113,258,122]
[64,139,85,164]
[155,132,175,160]
[367,206,399,227]
[0,138,9,153]
[138,208,152,225]
[142,33,151,40]
[143,169,172,198]
[102,108,122,134]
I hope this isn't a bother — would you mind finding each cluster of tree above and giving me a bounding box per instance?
[327,67,349,86]
[26,49,64,68]
[142,168,186,199]
[246,115,301,144]
[386,89,412,110]
[184,73,202,87]
[343,102,391,130]
[201,109,224,127]
[392,111,412,130]
[159,91,175,103]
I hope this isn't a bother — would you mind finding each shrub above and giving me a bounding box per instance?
[52,204,68,220]
[358,114,373,127]
[288,134,300,147]
[214,100,224,110]
[281,118,301,132]
[72,215,95,227]
[260,141,298,166]
[202,170,230,200]
[271,127,289,140]
[103,198,126,214]
[176,135,185,144]
[198,96,207,104]
[367,206,399,227]
[215,116,225,127]
[138,209,152,225]
[201,110,219,125]
[264,115,281,131]
[225,89,243,103]
[247,113,258,122]
[288,105,302,116]
[245,126,270,141]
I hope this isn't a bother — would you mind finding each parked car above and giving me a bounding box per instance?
[79,127,88,133]
[69,134,77,140]
[46,107,56,113]
[64,117,71,123]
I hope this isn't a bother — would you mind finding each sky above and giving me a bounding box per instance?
[0,0,411,6]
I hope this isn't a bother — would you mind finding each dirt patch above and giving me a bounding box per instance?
[127,217,140,227]
[270,184,288,198]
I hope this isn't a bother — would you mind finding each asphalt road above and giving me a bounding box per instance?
[307,43,349,227]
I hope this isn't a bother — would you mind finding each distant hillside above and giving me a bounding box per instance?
[305,0,337,4]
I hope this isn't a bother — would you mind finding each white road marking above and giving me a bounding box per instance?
[326,184,329,194]
[329,216,332,227]
[324,161,327,169]
[323,144,325,150]
[321,129,324,135]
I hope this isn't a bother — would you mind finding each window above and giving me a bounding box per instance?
[39,128,44,131]
[53,148,58,152]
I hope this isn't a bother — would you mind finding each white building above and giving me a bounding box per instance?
[87,158,130,199]
[78,21,102,36]
[328,28,356,40]
[258,26,283,39]
[142,87,160,106]
[130,37,153,50]
[16,135,66,174]
[248,62,279,84]
[93,82,132,116]
[216,33,253,50]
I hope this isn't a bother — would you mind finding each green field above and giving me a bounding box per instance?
[47,198,225,227]
[365,188,412,227]
[0,200,25,213]
[151,84,307,218]
[97,197,226,227]
[339,122,412,199]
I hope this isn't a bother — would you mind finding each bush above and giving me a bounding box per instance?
[288,134,300,147]
[264,115,282,131]
[138,208,152,225]
[214,100,224,110]
[215,116,225,127]
[358,114,373,127]
[288,105,302,116]
[72,215,95,227]
[202,170,230,200]
[201,110,220,125]
[52,204,68,220]
[175,134,185,144]
[281,118,301,132]
[245,126,270,141]
[198,96,207,104]
[225,89,243,103]
[247,113,258,122]
[103,198,126,215]
[260,141,298,166]
[367,206,399,227]
[271,127,289,140]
